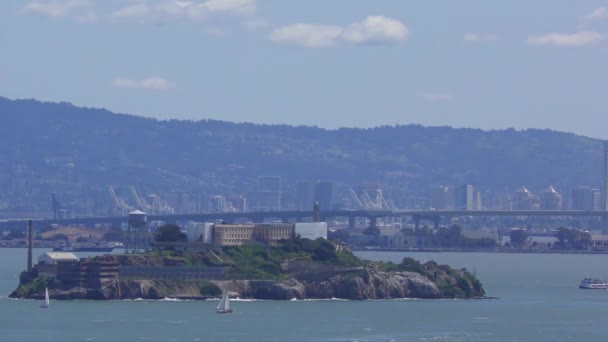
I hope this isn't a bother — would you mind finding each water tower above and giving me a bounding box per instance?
[126,210,148,253]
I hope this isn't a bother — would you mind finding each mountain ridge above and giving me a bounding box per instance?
[0,96,602,213]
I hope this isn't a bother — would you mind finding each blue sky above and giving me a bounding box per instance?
[1,1,608,138]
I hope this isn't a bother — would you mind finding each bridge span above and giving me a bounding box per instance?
[1,209,607,230]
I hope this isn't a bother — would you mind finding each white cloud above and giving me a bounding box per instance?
[200,0,255,15]
[112,77,176,90]
[26,0,255,22]
[110,0,255,21]
[586,6,608,21]
[270,24,343,48]
[270,16,408,48]
[417,93,455,102]
[341,16,408,44]
[464,33,497,43]
[23,0,91,17]
[527,31,602,47]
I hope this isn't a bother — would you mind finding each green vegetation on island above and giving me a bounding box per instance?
[11,238,486,300]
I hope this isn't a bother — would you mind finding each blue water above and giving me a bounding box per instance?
[2,248,608,341]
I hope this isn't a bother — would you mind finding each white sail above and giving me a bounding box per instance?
[41,287,50,308]
[216,292,231,313]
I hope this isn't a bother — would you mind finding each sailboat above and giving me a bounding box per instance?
[215,291,232,314]
[40,287,50,309]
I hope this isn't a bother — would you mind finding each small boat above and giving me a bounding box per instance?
[216,291,232,314]
[40,287,50,308]
[579,277,608,289]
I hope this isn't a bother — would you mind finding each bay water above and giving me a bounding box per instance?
[2,248,608,341]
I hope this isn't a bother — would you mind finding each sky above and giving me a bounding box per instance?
[1,0,608,138]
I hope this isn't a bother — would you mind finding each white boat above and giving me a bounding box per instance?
[216,292,232,314]
[579,277,608,289]
[40,287,50,308]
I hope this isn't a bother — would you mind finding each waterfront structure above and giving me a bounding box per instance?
[591,234,608,249]
[213,223,294,246]
[571,186,601,210]
[540,186,562,210]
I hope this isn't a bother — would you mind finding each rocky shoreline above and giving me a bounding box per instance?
[11,239,485,301]
[11,260,485,301]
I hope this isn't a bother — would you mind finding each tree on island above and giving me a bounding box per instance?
[554,227,592,250]
[510,229,528,247]
[436,224,463,248]
[363,226,381,236]
[154,224,187,242]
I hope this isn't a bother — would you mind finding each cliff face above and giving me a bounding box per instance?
[11,245,485,300]
[11,263,484,300]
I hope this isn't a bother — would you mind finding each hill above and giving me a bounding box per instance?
[0,96,602,214]
[10,240,485,300]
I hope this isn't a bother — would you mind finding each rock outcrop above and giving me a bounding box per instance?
[11,261,484,300]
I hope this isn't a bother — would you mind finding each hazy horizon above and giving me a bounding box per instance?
[1,1,607,138]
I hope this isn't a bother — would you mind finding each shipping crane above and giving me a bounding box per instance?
[108,186,133,215]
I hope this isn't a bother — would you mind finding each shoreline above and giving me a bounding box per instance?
[352,248,608,255]
[3,245,608,255]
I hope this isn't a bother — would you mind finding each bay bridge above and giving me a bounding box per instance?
[2,209,607,232]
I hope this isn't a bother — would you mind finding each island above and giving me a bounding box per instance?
[11,238,485,300]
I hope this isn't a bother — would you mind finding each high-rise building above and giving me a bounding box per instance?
[295,181,315,211]
[249,176,281,211]
[540,186,562,210]
[314,181,333,211]
[429,185,448,210]
[456,184,474,211]
[474,191,482,210]
[512,186,534,210]
[571,186,601,211]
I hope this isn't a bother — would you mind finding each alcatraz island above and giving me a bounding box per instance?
[11,211,485,301]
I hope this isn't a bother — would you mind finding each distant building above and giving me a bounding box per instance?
[429,185,448,210]
[314,181,333,211]
[571,186,601,211]
[295,222,328,240]
[591,235,608,249]
[183,221,213,243]
[249,176,282,211]
[213,223,294,246]
[474,191,482,210]
[165,192,192,214]
[512,186,534,210]
[540,186,562,210]
[456,185,474,211]
[295,181,315,211]
[37,252,79,265]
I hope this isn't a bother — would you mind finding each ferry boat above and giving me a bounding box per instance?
[579,277,608,289]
